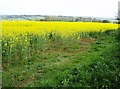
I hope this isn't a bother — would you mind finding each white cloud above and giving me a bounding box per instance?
[0,0,119,18]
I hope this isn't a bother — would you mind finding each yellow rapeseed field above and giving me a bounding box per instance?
[2,20,119,87]
[2,20,118,37]
[1,20,118,56]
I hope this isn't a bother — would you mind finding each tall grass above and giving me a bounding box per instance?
[2,32,89,68]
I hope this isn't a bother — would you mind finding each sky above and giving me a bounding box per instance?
[0,0,119,18]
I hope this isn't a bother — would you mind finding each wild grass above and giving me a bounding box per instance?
[2,30,120,87]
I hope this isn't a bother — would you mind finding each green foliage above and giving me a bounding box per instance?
[102,20,111,23]
[2,29,120,87]
[116,28,120,42]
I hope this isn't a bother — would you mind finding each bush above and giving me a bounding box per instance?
[102,20,111,23]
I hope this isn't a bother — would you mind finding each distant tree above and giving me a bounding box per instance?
[102,20,110,23]
[40,19,44,21]
[75,18,80,22]
[116,18,120,24]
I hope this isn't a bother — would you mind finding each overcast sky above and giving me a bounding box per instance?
[0,0,119,18]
